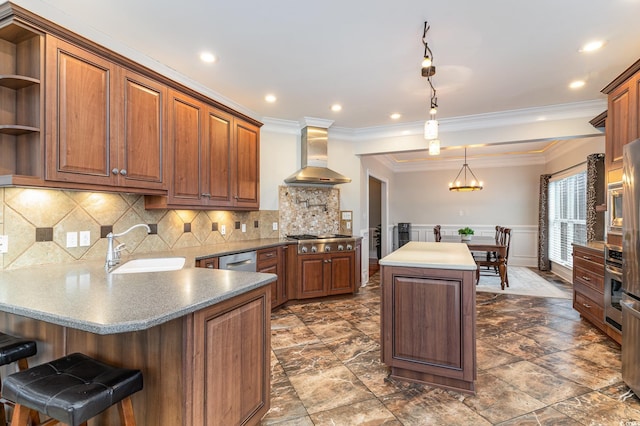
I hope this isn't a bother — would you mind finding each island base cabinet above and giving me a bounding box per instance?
[381,266,476,394]
[0,285,271,426]
[189,286,271,426]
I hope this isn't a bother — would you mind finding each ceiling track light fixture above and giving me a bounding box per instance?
[449,148,484,192]
[422,21,440,155]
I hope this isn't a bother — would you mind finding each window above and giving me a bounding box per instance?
[548,169,587,268]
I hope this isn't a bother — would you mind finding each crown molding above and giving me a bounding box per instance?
[262,99,607,142]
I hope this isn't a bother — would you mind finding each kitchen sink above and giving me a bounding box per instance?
[110,257,186,274]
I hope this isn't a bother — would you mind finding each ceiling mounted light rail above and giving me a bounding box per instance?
[449,148,483,191]
[422,21,440,155]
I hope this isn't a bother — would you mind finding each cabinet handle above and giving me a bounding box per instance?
[581,276,591,281]
[582,303,592,308]
[265,253,275,258]
[112,168,119,175]
[582,255,592,260]
[235,195,239,200]
[201,193,211,198]
[120,169,127,176]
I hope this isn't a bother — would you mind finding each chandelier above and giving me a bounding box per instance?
[449,148,483,191]
[422,21,440,156]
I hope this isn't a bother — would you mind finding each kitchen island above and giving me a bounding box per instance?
[379,241,478,394]
[0,260,276,425]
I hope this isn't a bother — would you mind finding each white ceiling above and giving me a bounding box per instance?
[13,0,640,166]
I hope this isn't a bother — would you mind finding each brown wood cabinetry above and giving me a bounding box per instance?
[0,4,262,200]
[381,265,476,394]
[145,91,260,210]
[0,284,271,426]
[189,286,270,425]
[0,18,43,183]
[603,59,640,184]
[257,246,287,309]
[45,36,167,191]
[572,244,611,339]
[297,251,356,299]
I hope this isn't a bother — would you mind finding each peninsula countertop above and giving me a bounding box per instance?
[379,241,477,270]
[0,242,281,335]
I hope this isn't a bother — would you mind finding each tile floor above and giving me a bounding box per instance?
[262,270,640,425]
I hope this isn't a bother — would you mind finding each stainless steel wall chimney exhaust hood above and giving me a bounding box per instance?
[284,125,351,185]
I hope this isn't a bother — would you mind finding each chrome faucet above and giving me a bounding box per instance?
[105,223,151,270]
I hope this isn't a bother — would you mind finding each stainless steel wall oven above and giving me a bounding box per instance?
[604,244,623,332]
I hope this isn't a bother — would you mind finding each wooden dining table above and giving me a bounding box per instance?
[440,235,508,289]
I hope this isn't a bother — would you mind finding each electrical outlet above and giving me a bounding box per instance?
[272,222,278,231]
[79,231,91,247]
[220,224,226,235]
[241,223,246,233]
[66,232,78,248]
[0,235,8,253]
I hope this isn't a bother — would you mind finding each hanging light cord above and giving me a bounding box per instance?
[422,21,437,114]
[451,149,482,186]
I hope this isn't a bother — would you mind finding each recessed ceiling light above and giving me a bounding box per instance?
[265,94,277,103]
[569,80,586,89]
[579,40,605,53]
[331,104,342,112]
[390,113,401,120]
[200,52,216,63]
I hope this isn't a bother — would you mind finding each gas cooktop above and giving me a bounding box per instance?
[286,234,352,240]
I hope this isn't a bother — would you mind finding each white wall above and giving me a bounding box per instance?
[544,136,605,174]
[390,163,545,226]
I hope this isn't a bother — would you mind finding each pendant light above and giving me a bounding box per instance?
[449,148,483,191]
[421,21,440,155]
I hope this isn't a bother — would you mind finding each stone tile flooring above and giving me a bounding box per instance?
[261,270,640,425]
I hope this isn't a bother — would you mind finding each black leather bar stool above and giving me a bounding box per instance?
[0,332,37,425]
[3,352,143,426]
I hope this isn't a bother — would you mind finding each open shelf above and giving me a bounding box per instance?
[0,75,40,90]
[0,124,40,135]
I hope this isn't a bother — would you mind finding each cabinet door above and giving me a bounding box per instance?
[606,81,632,173]
[205,107,234,206]
[191,287,270,425]
[233,119,260,209]
[46,36,117,185]
[298,255,326,298]
[168,91,203,205]
[119,69,166,189]
[328,252,355,295]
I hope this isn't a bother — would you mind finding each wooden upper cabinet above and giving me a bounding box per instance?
[119,70,166,190]
[605,82,632,174]
[234,120,260,208]
[46,35,116,185]
[205,107,233,206]
[167,91,203,205]
[603,59,640,182]
[45,35,167,191]
[146,91,260,210]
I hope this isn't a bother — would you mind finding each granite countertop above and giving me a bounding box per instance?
[572,240,606,253]
[0,238,289,335]
[379,241,477,270]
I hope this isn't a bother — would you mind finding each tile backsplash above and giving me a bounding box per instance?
[0,188,279,270]
[278,185,340,236]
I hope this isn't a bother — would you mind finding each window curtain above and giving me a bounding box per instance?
[538,174,551,271]
[586,153,605,242]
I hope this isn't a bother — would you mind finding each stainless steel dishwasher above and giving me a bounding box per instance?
[218,251,257,272]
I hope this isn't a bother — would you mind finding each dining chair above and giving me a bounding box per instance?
[433,225,441,242]
[475,227,512,286]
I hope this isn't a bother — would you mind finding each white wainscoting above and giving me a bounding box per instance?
[389,224,538,268]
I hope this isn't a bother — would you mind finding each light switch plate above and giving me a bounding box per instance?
[79,231,91,247]
[66,232,78,248]
[220,225,226,235]
[272,222,278,231]
[241,223,246,233]
[0,235,8,253]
